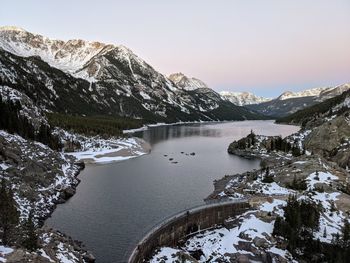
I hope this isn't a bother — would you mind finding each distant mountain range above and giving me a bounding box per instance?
[0,26,263,122]
[276,87,350,127]
[220,91,271,106]
[220,84,350,117]
[245,84,350,117]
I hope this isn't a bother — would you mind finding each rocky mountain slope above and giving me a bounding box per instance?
[0,26,263,122]
[220,91,271,106]
[246,83,350,117]
[0,85,96,262]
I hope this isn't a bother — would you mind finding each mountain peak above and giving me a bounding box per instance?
[0,27,117,78]
[276,87,330,101]
[220,91,271,106]
[0,26,27,32]
[168,72,208,91]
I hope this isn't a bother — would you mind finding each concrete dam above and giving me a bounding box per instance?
[128,200,250,262]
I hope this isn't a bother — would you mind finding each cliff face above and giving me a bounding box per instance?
[304,115,350,169]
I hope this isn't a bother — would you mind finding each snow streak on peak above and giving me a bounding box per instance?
[168,72,208,91]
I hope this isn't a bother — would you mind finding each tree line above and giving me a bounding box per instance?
[0,94,61,150]
[47,113,145,138]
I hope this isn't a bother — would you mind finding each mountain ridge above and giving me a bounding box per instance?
[245,83,350,117]
[0,27,264,122]
[220,91,271,106]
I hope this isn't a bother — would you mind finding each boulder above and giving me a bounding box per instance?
[253,237,269,248]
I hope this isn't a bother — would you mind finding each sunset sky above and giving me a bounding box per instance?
[1,0,349,97]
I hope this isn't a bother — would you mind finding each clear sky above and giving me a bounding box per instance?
[1,0,349,97]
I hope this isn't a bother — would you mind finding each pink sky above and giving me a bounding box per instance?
[1,0,349,96]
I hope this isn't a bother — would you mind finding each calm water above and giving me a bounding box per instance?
[46,120,299,263]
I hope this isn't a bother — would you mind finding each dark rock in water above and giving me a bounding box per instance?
[169,158,174,161]
[171,161,178,164]
[181,152,184,154]
[62,186,76,199]
[75,161,85,170]
[164,154,168,157]
[83,252,96,262]
[190,152,195,156]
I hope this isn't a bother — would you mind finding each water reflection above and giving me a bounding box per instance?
[135,123,224,145]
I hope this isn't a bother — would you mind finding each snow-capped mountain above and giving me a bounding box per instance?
[220,91,271,106]
[0,26,263,122]
[246,83,350,117]
[0,26,113,79]
[318,83,350,101]
[276,87,327,100]
[168,73,208,91]
[276,84,350,101]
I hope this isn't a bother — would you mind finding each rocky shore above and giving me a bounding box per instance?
[0,129,95,262]
[5,228,95,263]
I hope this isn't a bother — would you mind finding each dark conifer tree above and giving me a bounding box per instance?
[21,209,39,251]
[0,179,20,245]
[342,220,350,247]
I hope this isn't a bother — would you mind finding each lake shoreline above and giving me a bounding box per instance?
[123,119,276,134]
[67,137,152,164]
[46,121,299,262]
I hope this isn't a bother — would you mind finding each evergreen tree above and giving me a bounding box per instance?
[0,179,20,245]
[250,129,256,145]
[21,209,38,251]
[342,220,350,247]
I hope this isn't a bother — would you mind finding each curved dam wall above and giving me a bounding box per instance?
[128,200,250,263]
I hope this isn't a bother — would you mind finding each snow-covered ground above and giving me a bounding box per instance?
[151,199,295,262]
[66,137,148,164]
[0,130,80,220]
[55,128,150,164]
[0,246,13,263]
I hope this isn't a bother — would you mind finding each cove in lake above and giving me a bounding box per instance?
[46,120,299,262]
